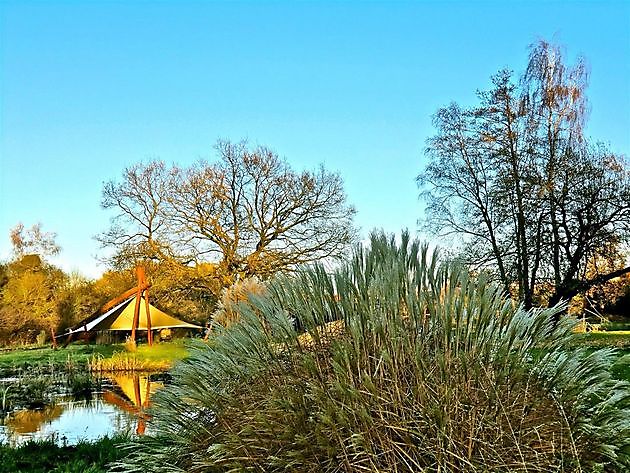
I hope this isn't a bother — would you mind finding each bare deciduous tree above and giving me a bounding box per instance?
[99,161,174,267]
[9,222,60,260]
[99,140,356,291]
[419,41,630,309]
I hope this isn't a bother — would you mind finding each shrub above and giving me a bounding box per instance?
[113,232,630,472]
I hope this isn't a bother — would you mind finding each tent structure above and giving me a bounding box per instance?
[61,266,200,346]
[66,297,200,335]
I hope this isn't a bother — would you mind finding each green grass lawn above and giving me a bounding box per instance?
[574,331,630,382]
[575,331,630,349]
[0,344,118,374]
[601,321,630,332]
[133,338,190,361]
[89,338,191,372]
[0,339,191,375]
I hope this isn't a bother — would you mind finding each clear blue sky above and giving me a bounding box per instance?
[1,0,628,278]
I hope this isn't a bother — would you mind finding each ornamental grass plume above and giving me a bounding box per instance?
[113,232,630,473]
[211,277,266,328]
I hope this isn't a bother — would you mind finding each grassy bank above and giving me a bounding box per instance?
[0,344,117,374]
[89,339,190,372]
[0,339,191,375]
[0,435,128,473]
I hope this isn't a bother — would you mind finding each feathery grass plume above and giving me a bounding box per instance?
[112,231,630,472]
[211,277,266,328]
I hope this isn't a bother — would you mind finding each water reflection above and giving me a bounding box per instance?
[0,373,163,445]
[102,374,163,435]
[4,405,64,435]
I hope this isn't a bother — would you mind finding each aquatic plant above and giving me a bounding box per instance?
[0,383,13,412]
[18,374,53,409]
[66,371,95,399]
[0,434,129,473]
[1,375,47,412]
[114,232,630,472]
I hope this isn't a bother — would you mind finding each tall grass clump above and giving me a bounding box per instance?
[114,232,630,472]
[89,353,172,373]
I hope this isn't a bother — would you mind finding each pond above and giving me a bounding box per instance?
[0,373,164,446]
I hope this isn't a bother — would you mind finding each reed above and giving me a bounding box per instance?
[65,371,96,398]
[88,340,188,373]
[114,232,630,472]
[123,338,137,353]
[88,353,172,373]
[0,384,13,412]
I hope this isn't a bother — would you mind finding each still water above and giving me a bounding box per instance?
[0,374,163,446]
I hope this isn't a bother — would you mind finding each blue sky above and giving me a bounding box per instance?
[1,0,628,278]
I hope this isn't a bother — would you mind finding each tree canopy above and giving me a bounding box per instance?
[9,223,60,260]
[0,226,68,344]
[99,140,356,294]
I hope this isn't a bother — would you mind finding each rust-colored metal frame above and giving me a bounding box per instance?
[58,266,154,346]
[130,266,153,346]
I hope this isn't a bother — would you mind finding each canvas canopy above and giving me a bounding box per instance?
[67,297,201,335]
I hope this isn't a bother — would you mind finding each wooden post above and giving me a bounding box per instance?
[136,417,147,435]
[50,327,58,349]
[143,376,151,408]
[137,375,150,435]
[100,284,149,314]
[62,332,75,348]
[131,289,142,344]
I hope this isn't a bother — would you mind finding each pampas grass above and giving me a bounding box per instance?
[113,232,630,472]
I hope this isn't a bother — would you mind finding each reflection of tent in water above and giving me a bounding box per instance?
[102,374,162,435]
[63,266,200,345]
[106,374,162,409]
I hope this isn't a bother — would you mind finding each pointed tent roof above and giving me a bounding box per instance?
[104,374,163,409]
[67,297,201,335]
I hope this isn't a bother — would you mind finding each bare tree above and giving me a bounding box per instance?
[9,222,60,260]
[99,140,356,291]
[98,161,174,267]
[419,41,630,309]
[546,145,630,305]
